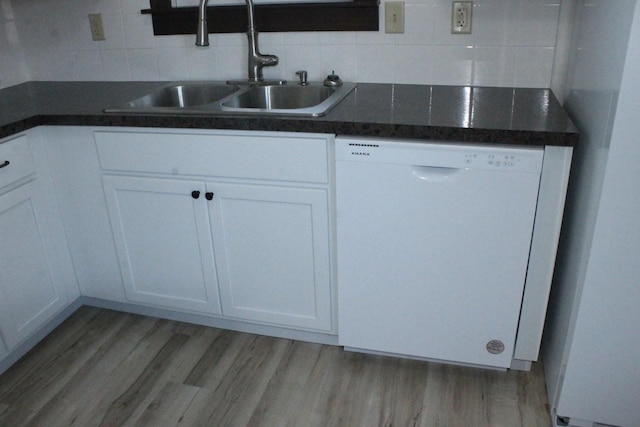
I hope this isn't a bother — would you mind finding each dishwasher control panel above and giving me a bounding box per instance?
[336,137,544,174]
[466,153,526,170]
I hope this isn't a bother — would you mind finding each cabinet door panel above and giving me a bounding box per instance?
[209,183,331,331]
[0,181,65,349]
[103,176,221,314]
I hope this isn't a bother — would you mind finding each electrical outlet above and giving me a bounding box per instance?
[89,13,106,41]
[451,1,472,34]
[385,1,404,34]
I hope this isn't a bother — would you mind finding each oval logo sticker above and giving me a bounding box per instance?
[486,340,505,354]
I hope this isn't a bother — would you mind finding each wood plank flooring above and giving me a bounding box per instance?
[0,307,552,426]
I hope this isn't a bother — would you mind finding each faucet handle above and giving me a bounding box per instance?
[295,70,308,86]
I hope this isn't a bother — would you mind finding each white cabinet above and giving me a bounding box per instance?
[0,132,78,351]
[210,183,331,331]
[0,181,68,348]
[40,126,129,302]
[103,176,222,314]
[96,129,335,333]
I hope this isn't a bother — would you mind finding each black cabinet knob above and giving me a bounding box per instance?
[205,192,214,200]
[191,191,200,199]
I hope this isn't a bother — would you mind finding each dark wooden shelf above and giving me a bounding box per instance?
[143,0,379,35]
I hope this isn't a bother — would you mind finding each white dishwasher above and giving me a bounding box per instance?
[336,137,544,369]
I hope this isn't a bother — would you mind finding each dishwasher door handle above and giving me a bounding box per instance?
[411,165,461,181]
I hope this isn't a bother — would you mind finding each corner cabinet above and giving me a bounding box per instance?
[96,129,334,333]
[0,132,79,353]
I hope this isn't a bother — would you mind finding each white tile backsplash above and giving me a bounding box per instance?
[431,45,474,86]
[513,46,556,88]
[283,44,323,80]
[99,13,126,50]
[356,44,396,83]
[100,49,131,80]
[156,47,189,80]
[319,44,357,82]
[393,45,433,84]
[73,50,105,79]
[126,48,159,79]
[0,0,561,89]
[473,46,515,87]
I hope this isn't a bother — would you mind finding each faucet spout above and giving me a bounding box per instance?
[245,0,278,82]
[196,0,209,46]
[196,0,280,83]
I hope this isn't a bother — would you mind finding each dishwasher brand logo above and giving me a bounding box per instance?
[348,142,378,156]
[486,340,505,354]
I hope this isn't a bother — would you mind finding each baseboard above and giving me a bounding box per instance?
[81,297,339,346]
[510,358,533,371]
[343,346,509,372]
[0,298,83,376]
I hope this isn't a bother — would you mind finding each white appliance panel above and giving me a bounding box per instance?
[336,138,543,368]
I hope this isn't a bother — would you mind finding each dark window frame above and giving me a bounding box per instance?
[143,0,380,35]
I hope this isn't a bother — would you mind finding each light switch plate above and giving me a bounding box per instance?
[385,1,404,34]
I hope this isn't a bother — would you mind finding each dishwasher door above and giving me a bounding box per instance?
[336,138,544,368]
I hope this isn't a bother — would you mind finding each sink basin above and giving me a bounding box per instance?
[223,85,333,109]
[105,82,237,112]
[104,81,356,117]
[220,83,356,117]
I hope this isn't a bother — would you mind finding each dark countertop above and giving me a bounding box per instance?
[0,81,578,146]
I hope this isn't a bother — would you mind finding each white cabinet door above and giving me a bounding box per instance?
[209,183,332,332]
[0,181,68,349]
[42,126,126,302]
[103,176,222,314]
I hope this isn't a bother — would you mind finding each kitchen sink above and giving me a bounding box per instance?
[104,81,356,117]
[108,82,238,111]
[219,83,356,116]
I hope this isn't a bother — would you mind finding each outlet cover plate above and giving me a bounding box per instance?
[89,13,106,41]
[452,1,472,34]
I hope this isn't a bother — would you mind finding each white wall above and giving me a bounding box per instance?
[1,0,561,88]
[549,0,574,101]
[555,3,640,423]
[0,0,29,88]
[543,0,640,424]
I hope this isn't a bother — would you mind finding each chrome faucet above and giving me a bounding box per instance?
[244,0,278,82]
[196,0,209,47]
[196,0,281,84]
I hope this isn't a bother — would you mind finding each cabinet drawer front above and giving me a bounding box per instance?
[95,131,330,183]
[0,135,36,189]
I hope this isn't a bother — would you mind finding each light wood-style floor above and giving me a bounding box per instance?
[0,307,551,426]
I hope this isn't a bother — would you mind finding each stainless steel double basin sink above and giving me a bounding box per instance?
[104,81,357,117]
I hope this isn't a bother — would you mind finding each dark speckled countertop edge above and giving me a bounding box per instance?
[0,82,579,146]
